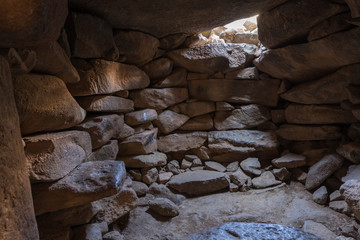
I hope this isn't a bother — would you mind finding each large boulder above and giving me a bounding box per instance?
[189,79,280,107]
[13,74,86,135]
[24,131,92,182]
[158,132,208,153]
[68,59,150,96]
[255,28,360,83]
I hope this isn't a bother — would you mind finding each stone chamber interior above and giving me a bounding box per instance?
[1,0,360,239]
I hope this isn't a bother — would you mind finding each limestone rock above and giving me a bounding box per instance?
[255,28,360,83]
[142,168,159,185]
[142,58,173,80]
[153,110,189,134]
[118,129,158,155]
[152,68,187,88]
[340,180,360,221]
[132,181,149,197]
[208,130,279,162]
[189,79,280,107]
[225,67,259,80]
[179,114,214,131]
[258,0,347,48]
[24,131,91,182]
[185,222,322,240]
[313,186,328,205]
[167,43,252,74]
[125,109,158,126]
[130,88,188,110]
[120,152,167,168]
[74,115,124,149]
[66,12,118,60]
[32,161,126,215]
[285,104,357,124]
[303,220,338,240]
[91,178,138,224]
[13,74,86,135]
[204,161,226,172]
[280,65,352,104]
[88,140,119,162]
[305,154,344,190]
[167,170,228,196]
[276,124,342,141]
[113,30,160,66]
[337,142,360,163]
[240,158,262,176]
[77,96,134,113]
[148,198,179,217]
[158,132,207,153]
[272,153,307,169]
[171,101,215,118]
[214,104,270,130]
[68,59,150,96]
[252,171,281,189]
[32,41,80,83]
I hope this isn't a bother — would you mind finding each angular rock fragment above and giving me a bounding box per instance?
[158,172,174,184]
[179,114,213,131]
[77,96,134,113]
[148,198,179,217]
[125,109,158,126]
[149,183,185,205]
[340,179,360,221]
[142,168,159,185]
[313,186,328,205]
[158,132,207,153]
[88,140,119,162]
[273,168,291,182]
[272,153,307,168]
[116,123,135,140]
[153,110,189,134]
[229,169,251,187]
[240,158,262,176]
[118,129,158,155]
[276,124,342,141]
[252,171,281,189]
[119,152,167,168]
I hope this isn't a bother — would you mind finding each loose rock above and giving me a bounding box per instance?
[153,110,189,134]
[148,198,179,217]
[313,186,328,205]
[252,171,281,189]
[204,161,226,172]
[272,153,306,168]
[240,158,262,176]
[118,129,158,155]
[158,132,207,153]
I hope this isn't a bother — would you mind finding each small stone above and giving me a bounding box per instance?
[160,33,187,50]
[272,168,291,182]
[229,183,239,192]
[229,169,251,187]
[148,198,179,217]
[191,146,211,161]
[129,170,142,181]
[181,159,192,169]
[329,200,351,215]
[132,181,149,197]
[149,183,185,205]
[120,152,167,168]
[226,162,239,172]
[313,186,328,205]
[184,155,198,161]
[329,190,343,202]
[272,153,307,168]
[204,161,226,172]
[252,171,282,189]
[167,160,181,175]
[103,231,124,240]
[153,110,189,134]
[192,158,203,167]
[158,172,174,184]
[337,142,360,164]
[240,158,262,176]
[142,168,159,185]
[141,58,173,80]
[125,109,158,126]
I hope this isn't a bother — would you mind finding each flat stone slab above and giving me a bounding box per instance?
[184,222,322,240]
[120,152,167,168]
[276,124,342,141]
[118,129,158,155]
[167,170,228,196]
[158,132,208,153]
[272,153,306,169]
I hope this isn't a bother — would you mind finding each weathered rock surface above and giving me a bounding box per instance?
[225,67,259,80]
[74,114,124,149]
[214,104,270,130]
[32,161,126,215]
[125,109,158,126]
[158,132,207,153]
[24,131,91,182]
[342,165,360,182]
[113,30,160,66]
[229,168,251,187]
[130,88,189,110]
[171,101,215,118]
[132,181,149,197]
[273,168,291,182]
[313,186,328,205]
[258,0,347,48]
[142,168,159,185]
[120,152,167,168]
[285,104,357,124]
[303,220,338,240]
[167,43,252,74]
[167,170,228,196]
[153,110,189,134]
[32,41,80,83]
[185,222,322,240]
[189,79,280,107]
[305,154,344,190]
[340,180,360,221]
[252,171,282,189]
[208,130,279,162]
[240,158,262,176]
[255,28,360,83]
[153,68,187,88]
[272,153,306,169]
[72,223,103,240]
[142,58,173,80]
[149,183,186,206]
[204,161,226,172]
[13,74,86,135]
[148,198,179,217]
[88,140,119,162]
[77,96,134,113]
[337,142,360,163]
[66,12,118,60]
[103,231,124,240]
[118,129,158,155]
[68,59,149,96]
[180,114,214,131]
[276,124,342,141]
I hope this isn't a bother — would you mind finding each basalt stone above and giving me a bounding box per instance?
[214,104,270,130]
[171,101,215,118]
[255,28,360,83]
[152,68,187,88]
[77,96,134,113]
[66,12,118,60]
[153,110,189,134]
[180,114,214,131]
[68,59,150,96]
[337,142,360,163]
[88,140,119,162]
[125,109,158,126]
[158,132,208,153]
[142,58,173,80]
[305,154,344,190]
[148,198,179,217]
[24,131,92,182]
[32,161,127,215]
[189,79,280,107]
[113,30,160,66]
[13,74,86,135]
[118,129,158,155]
[120,152,167,168]
[32,41,80,83]
[74,114,124,149]
[130,88,189,110]
[167,170,228,196]
[208,130,279,162]
[225,67,259,80]
[167,43,252,74]
[285,104,357,124]
[276,124,342,141]
[258,0,347,48]
[272,153,306,168]
[185,222,323,240]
